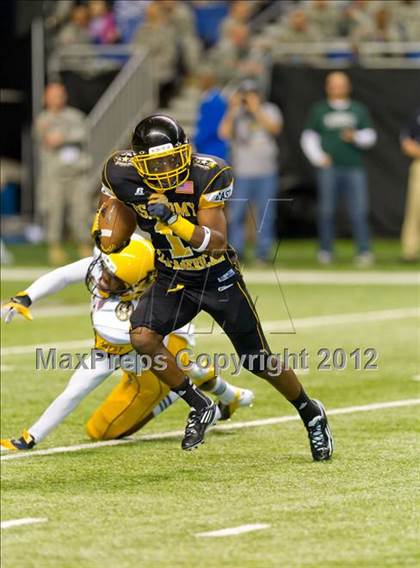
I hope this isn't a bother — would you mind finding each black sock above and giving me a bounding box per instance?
[172,378,212,411]
[290,388,320,426]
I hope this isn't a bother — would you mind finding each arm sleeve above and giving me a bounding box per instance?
[265,104,283,128]
[353,128,377,149]
[25,257,93,303]
[300,129,327,167]
[198,166,234,209]
[101,159,117,197]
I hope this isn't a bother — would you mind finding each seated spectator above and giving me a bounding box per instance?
[191,0,230,49]
[303,0,342,40]
[220,0,257,39]
[53,4,101,78]
[56,4,91,47]
[276,9,321,43]
[133,1,178,106]
[88,0,119,45]
[193,66,228,160]
[160,0,202,76]
[113,0,149,43]
[45,0,74,32]
[339,0,374,43]
[208,21,265,85]
[396,0,420,41]
[362,6,401,42]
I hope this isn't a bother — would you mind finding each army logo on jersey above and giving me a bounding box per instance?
[116,301,134,321]
[113,151,135,167]
[192,156,218,170]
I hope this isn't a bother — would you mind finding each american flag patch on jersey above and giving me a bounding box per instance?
[176,181,194,194]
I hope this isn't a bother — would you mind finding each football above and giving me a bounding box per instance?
[95,197,137,254]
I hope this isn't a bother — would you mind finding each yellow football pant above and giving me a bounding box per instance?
[86,334,215,440]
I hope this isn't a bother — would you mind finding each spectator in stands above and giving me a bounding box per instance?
[219,79,283,265]
[113,0,149,43]
[193,65,228,159]
[191,0,230,49]
[88,0,119,45]
[362,6,400,42]
[301,72,377,266]
[35,83,91,265]
[339,0,374,43]
[400,108,420,262]
[208,21,265,85]
[45,0,74,32]
[133,1,178,107]
[396,0,420,41]
[161,0,202,76]
[276,9,321,43]
[56,4,91,47]
[303,0,341,40]
[219,0,257,39]
[53,3,99,77]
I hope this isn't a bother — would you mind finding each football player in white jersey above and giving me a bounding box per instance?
[0,236,254,451]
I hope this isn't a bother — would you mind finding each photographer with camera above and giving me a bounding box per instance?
[219,80,283,265]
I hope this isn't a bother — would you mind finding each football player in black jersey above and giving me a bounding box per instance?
[96,114,333,459]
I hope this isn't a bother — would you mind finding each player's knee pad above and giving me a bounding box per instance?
[86,370,169,440]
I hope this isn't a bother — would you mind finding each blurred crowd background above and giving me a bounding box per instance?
[1,0,420,266]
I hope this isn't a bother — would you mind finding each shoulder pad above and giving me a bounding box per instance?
[111,150,136,168]
[191,155,220,170]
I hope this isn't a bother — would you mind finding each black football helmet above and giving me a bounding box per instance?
[131,114,192,192]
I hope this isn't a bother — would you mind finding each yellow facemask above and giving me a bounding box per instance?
[130,143,192,192]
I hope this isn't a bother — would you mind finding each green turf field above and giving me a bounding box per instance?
[1,240,419,567]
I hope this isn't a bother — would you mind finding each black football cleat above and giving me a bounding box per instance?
[1,430,36,452]
[181,403,218,451]
[306,400,334,461]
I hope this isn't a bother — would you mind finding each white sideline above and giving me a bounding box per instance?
[2,267,419,285]
[195,524,270,537]
[2,307,419,356]
[1,517,48,529]
[1,398,419,462]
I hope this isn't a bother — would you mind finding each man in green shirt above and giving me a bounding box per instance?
[301,72,377,265]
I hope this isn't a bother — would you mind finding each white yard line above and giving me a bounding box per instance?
[245,270,420,285]
[1,517,48,529]
[2,267,418,285]
[1,398,419,462]
[195,524,270,538]
[2,307,418,356]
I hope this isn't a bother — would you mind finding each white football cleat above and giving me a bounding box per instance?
[218,387,255,420]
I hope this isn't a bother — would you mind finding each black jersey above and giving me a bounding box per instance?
[101,151,238,286]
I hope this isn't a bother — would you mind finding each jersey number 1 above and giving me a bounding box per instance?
[165,233,193,259]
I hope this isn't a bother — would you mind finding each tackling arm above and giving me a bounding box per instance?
[1,258,92,323]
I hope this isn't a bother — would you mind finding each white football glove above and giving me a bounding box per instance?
[1,293,33,323]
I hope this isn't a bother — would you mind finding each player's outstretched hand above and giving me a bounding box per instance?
[147,193,176,224]
[1,293,33,323]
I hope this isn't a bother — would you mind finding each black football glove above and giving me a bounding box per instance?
[147,194,177,224]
